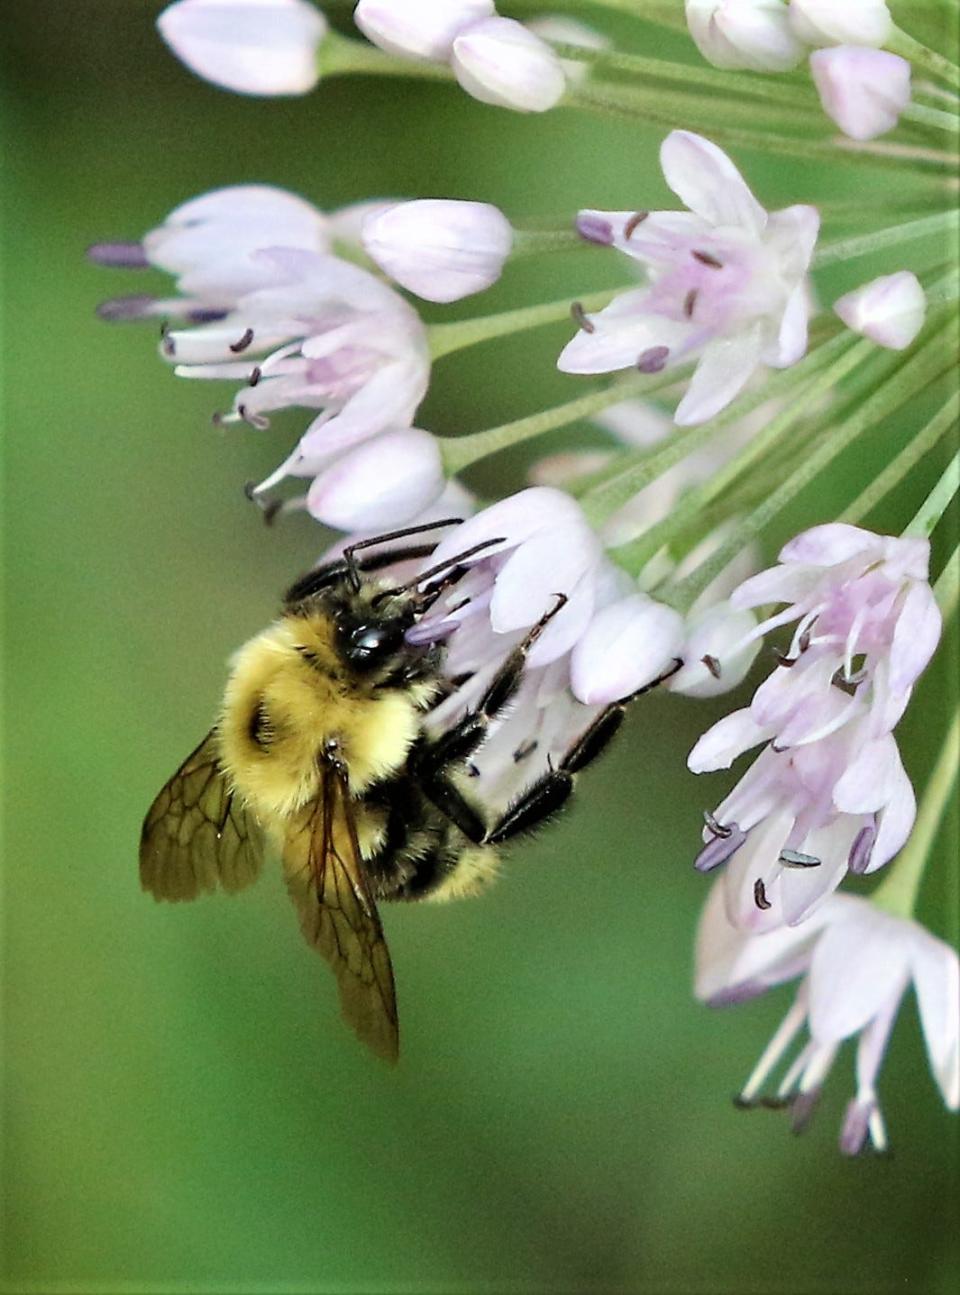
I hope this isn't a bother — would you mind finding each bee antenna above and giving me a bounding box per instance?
[372,537,507,605]
[342,518,466,595]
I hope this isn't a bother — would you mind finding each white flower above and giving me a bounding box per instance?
[451,17,567,113]
[361,199,514,302]
[354,0,494,61]
[686,0,805,73]
[810,47,911,140]
[163,249,430,494]
[834,271,927,349]
[691,719,916,931]
[789,0,893,48]
[560,131,819,426]
[696,886,959,1153]
[306,427,446,530]
[157,0,328,96]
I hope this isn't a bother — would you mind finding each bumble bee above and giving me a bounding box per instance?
[140,521,676,1061]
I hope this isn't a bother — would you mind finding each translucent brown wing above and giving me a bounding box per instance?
[140,730,265,902]
[282,761,399,1064]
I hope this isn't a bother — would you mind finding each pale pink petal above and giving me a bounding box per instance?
[833,734,903,813]
[558,297,695,374]
[675,322,766,425]
[427,487,587,570]
[490,525,600,632]
[667,602,760,698]
[790,0,893,49]
[451,17,567,113]
[778,522,883,567]
[764,281,809,367]
[866,761,916,870]
[157,0,328,96]
[780,818,859,925]
[659,131,767,236]
[730,563,822,609]
[570,594,685,704]
[354,0,494,60]
[835,271,927,350]
[688,708,772,772]
[888,581,942,693]
[722,806,795,932]
[810,47,911,142]
[808,905,910,1042]
[911,931,960,1109]
[306,428,444,530]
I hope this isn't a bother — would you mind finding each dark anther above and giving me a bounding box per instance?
[244,480,283,526]
[702,653,721,678]
[513,739,538,763]
[624,210,649,238]
[732,1095,757,1111]
[759,1096,791,1110]
[230,327,255,354]
[779,849,821,869]
[693,249,724,269]
[774,650,797,668]
[704,809,732,838]
[684,288,699,319]
[638,345,670,373]
[211,411,226,428]
[237,404,269,430]
[754,878,772,910]
[798,625,813,653]
[248,365,262,387]
[467,762,481,778]
[570,300,595,333]
[771,741,788,754]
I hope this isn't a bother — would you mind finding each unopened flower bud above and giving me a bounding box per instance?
[789,0,892,48]
[354,0,494,62]
[157,0,328,96]
[525,14,609,84]
[834,271,927,350]
[451,17,567,113]
[810,46,910,140]
[570,594,685,705]
[362,199,513,302]
[306,429,445,530]
[686,0,805,73]
[667,602,760,698]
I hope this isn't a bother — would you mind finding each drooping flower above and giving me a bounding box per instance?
[162,249,431,495]
[695,884,959,1153]
[305,427,446,531]
[834,271,927,349]
[90,185,375,323]
[691,717,916,930]
[686,0,805,73]
[810,46,911,140]
[157,0,328,96]
[361,199,514,302]
[726,523,941,740]
[789,0,893,49]
[560,131,819,426]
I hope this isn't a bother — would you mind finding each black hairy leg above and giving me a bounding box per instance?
[486,658,684,844]
[410,595,569,844]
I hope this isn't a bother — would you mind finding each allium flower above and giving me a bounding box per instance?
[696,885,959,1153]
[666,600,762,699]
[164,249,431,494]
[810,47,911,141]
[561,131,819,426]
[157,0,328,96]
[835,271,927,349]
[789,0,893,48]
[90,185,376,322]
[361,199,514,302]
[726,524,941,739]
[686,0,805,73]
[451,17,567,113]
[691,717,916,930]
[570,594,685,705]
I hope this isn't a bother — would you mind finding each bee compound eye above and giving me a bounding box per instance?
[340,620,404,667]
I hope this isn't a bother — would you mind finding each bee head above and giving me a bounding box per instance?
[335,610,412,672]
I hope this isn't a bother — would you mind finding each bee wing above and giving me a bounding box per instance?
[140,730,265,902]
[283,763,399,1064]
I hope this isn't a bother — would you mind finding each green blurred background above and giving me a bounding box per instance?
[2,2,958,1291]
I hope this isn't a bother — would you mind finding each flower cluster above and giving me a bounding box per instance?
[94,0,959,1159]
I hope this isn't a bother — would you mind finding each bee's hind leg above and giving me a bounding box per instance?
[483,659,684,845]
